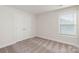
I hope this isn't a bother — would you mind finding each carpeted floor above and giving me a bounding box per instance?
[0,37,79,53]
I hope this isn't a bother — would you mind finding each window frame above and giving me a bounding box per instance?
[58,9,77,36]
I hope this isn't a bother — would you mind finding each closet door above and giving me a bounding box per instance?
[14,12,30,40]
[22,14,35,39]
[14,12,24,41]
[0,7,15,47]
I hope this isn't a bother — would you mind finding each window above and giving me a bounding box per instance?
[59,10,76,35]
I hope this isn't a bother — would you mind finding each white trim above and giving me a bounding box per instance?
[58,7,77,36]
[37,36,79,48]
[0,36,35,49]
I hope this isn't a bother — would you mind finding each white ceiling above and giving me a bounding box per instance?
[8,5,73,14]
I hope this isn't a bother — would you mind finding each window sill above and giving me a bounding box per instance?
[58,33,77,39]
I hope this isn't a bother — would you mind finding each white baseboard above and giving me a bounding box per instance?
[0,36,35,49]
[0,35,79,49]
[37,36,79,48]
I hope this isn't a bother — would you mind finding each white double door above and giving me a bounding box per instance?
[14,13,27,41]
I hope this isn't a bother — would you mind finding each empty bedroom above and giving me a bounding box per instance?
[0,5,79,53]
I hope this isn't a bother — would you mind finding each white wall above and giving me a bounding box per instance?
[36,6,79,47]
[0,6,36,48]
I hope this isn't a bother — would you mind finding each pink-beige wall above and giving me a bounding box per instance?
[36,6,79,47]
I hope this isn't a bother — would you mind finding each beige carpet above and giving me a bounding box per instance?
[0,37,79,53]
